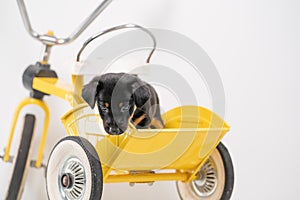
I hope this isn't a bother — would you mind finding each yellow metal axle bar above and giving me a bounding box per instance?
[105,172,190,184]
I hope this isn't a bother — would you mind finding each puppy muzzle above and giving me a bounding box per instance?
[108,126,123,135]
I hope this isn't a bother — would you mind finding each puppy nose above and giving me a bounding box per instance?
[109,127,119,134]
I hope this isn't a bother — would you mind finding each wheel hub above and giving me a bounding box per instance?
[192,158,218,197]
[61,173,73,188]
[59,157,86,200]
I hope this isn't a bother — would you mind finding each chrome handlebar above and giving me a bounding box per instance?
[17,0,113,46]
[76,24,157,63]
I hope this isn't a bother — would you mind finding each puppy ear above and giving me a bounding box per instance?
[81,76,102,109]
[132,80,151,108]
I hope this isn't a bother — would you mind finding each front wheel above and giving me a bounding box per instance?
[176,142,234,200]
[5,114,36,200]
[46,136,103,200]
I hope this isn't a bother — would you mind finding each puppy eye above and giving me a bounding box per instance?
[121,105,130,112]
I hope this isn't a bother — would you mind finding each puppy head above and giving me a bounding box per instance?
[81,73,150,135]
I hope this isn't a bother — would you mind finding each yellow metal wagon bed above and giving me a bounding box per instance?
[61,105,230,184]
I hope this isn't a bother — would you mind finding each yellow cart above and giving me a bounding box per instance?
[47,103,234,200]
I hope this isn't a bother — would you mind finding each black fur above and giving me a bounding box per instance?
[82,73,164,135]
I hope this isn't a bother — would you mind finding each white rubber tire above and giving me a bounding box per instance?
[46,136,102,200]
[176,142,234,200]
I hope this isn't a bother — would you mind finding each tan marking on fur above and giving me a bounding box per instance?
[151,118,164,129]
[133,115,146,126]
[129,105,137,119]
[105,102,109,108]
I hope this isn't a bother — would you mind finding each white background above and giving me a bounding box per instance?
[0,0,300,199]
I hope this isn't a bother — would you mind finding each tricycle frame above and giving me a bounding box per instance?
[1,1,234,199]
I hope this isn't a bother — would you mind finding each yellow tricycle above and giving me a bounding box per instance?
[1,0,234,199]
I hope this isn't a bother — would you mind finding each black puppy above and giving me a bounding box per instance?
[81,73,164,135]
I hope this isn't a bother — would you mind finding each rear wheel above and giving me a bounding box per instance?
[46,136,103,200]
[5,114,36,200]
[176,142,234,200]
